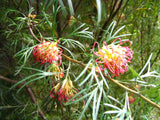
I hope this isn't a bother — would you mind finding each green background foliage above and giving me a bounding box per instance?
[0,0,160,120]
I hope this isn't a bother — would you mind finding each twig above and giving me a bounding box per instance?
[17,0,23,10]
[11,0,18,7]
[0,75,46,120]
[37,0,40,15]
[117,0,129,26]
[28,23,41,42]
[98,0,124,41]
[56,12,61,38]
[28,0,32,7]
[61,54,160,109]
[151,49,160,67]
[28,15,41,42]
[25,85,46,120]
[62,53,86,68]
[105,75,160,109]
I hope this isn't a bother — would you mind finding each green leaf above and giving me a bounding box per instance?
[59,45,75,59]
[74,59,92,82]
[139,53,152,75]
[45,0,54,11]
[93,89,98,120]
[62,39,86,52]
[101,21,115,42]
[104,103,121,110]
[59,0,68,16]
[17,75,45,93]
[96,63,109,89]
[11,73,40,90]
[78,88,97,120]
[104,110,120,114]
[95,82,103,119]
[96,0,102,24]
[67,0,74,16]
[79,71,92,86]
[65,89,91,105]
[128,65,143,81]
[112,25,125,37]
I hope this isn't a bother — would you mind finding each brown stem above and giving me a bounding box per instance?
[151,49,160,67]
[140,24,144,68]
[0,75,17,84]
[0,75,46,120]
[105,76,160,109]
[28,20,41,42]
[110,0,118,16]
[74,0,82,14]
[62,53,86,68]
[56,12,61,38]
[61,55,160,109]
[37,0,40,15]
[11,0,18,7]
[98,0,124,41]
[28,25,41,42]
[17,0,23,10]
[29,0,32,6]
[117,0,129,26]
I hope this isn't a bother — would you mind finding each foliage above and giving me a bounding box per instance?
[0,0,160,120]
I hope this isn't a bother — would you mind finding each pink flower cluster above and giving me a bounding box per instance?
[50,78,78,102]
[93,38,133,77]
[50,63,64,78]
[33,39,64,79]
[33,40,62,65]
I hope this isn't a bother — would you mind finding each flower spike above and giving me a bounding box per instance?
[33,40,62,65]
[50,78,78,102]
[93,38,133,77]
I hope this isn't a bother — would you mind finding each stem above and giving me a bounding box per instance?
[62,53,86,68]
[0,75,46,120]
[28,19,41,42]
[28,25,41,42]
[17,0,23,10]
[140,22,144,68]
[151,49,160,67]
[98,0,124,41]
[37,0,40,15]
[62,55,160,109]
[105,76,160,109]
[28,0,32,7]
[117,0,129,26]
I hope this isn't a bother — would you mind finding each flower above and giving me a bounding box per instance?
[93,38,133,77]
[58,78,77,102]
[28,14,37,19]
[50,83,60,99]
[50,78,78,102]
[67,15,76,26]
[129,95,135,104]
[135,84,141,90]
[51,63,64,78]
[33,40,62,65]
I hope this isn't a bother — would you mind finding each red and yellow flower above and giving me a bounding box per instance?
[50,78,78,102]
[93,38,133,77]
[50,63,64,79]
[58,78,77,102]
[129,94,135,104]
[33,40,62,65]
